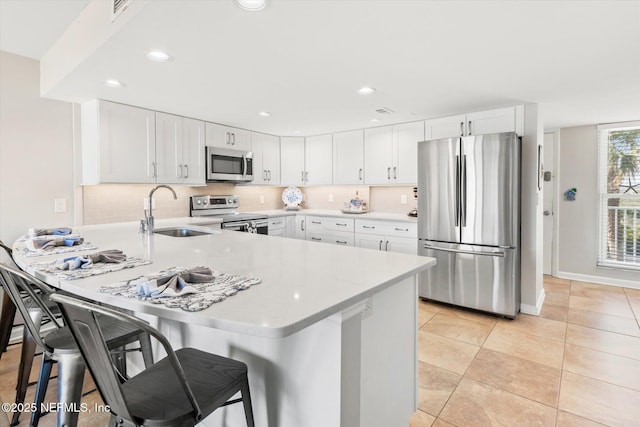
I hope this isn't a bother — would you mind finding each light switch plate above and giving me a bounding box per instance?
[328,193,334,202]
[259,195,265,204]
[54,198,67,213]
[400,195,408,204]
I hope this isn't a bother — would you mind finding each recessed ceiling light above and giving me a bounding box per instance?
[370,118,381,123]
[258,111,271,117]
[235,0,267,11]
[358,87,376,95]
[104,79,125,88]
[146,50,173,62]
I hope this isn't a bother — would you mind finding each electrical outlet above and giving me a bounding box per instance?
[328,193,334,203]
[259,195,265,204]
[54,198,67,213]
[400,194,408,204]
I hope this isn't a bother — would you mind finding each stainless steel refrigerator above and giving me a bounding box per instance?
[417,132,520,318]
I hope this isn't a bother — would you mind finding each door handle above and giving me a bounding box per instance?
[385,240,389,251]
[379,240,383,250]
[311,237,322,241]
[177,164,182,178]
[460,122,464,137]
[184,164,188,178]
[468,120,472,135]
[455,155,460,227]
[225,132,230,145]
[263,170,267,180]
[301,220,305,231]
[387,167,391,180]
[544,210,551,216]
[462,155,467,227]
[393,166,397,180]
[336,240,347,245]
[151,162,157,178]
[231,133,236,145]
[359,168,363,181]
[301,171,305,182]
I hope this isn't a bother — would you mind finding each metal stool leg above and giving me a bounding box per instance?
[139,333,154,368]
[0,292,16,357]
[31,355,54,427]
[10,309,41,426]
[56,352,86,427]
[240,377,255,427]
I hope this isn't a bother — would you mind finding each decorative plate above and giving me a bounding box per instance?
[282,187,303,207]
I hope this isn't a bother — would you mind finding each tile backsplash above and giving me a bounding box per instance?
[81,184,417,225]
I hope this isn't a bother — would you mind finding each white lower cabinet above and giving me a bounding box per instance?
[354,219,418,254]
[268,216,286,237]
[305,216,354,246]
[294,215,306,240]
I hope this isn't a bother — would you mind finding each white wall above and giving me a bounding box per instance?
[0,51,75,244]
[556,125,639,288]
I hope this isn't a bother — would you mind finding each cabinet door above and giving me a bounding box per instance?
[355,233,384,251]
[285,216,296,238]
[251,132,267,184]
[305,134,333,185]
[280,137,305,186]
[263,134,281,185]
[294,215,306,239]
[385,236,418,254]
[466,107,515,136]
[182,118,205,185]
[227,127,251,151]
[364,126,394,184]
[333,130,364,184]
[425,114,466,140]
[155,112,182,184]
[99,101,156,183]
[205,122,231,148]
[393,121,423,184]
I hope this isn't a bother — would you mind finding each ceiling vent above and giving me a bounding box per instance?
[375,107,395,115]
[112,0,134,21]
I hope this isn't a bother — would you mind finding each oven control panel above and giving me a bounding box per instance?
[191,195,239,211]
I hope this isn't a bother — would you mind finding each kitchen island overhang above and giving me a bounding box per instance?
[13,219,436,427]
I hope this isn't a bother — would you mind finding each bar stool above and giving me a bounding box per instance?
[51,293,255,427]
[0,262,154,427]
[0,240,18,356]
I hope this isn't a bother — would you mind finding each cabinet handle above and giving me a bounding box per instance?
[301,171,305,182]
[177,164,182,178]
[268,170,272,181]
[301,219,305,231]
[379,240,383,250]
[336,240,347,245]
[273,221,282,225]
[151,162,157,178]
[311,237,322,241]
[362,225,375,229]
[336,223,348,227]
[305,171,309,182]
[460,122,464,137]
[311,220,321,224]
[225,132,230,145]
[468,120,472,135]
[395,227,409,232]
[263,170,267,180]
[232,133,236,145]
[385,240,389,251]
[393,166,397,179]
[184,164,189,178]
[387,167,391,180]
[359,168,363,180]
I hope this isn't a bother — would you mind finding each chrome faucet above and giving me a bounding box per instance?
[142,185,177,234]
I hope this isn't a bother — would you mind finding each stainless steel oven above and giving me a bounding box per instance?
[205,146,253,182]
[190,195,268,234]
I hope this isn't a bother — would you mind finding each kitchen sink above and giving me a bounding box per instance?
[153,227,218,237]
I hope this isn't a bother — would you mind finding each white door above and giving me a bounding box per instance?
[355,233,384,251]
[393,121,423,184]
[364,126,393,184]
[385,236,418,255]
[280,137,305,186]
[251,132,267,184]
[425,114,466,140]
[543,133,555,275]
[155,112,182,184]
[263,135,280,185]
[182,118,205,185]
[466,107,516,136]
[333,130,364,184]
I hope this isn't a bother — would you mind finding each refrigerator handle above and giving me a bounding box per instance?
[462,154,467,227]
[455,155,460,227]
[423,243,505,258]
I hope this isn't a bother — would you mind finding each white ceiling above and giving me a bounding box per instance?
[1,0,639,136]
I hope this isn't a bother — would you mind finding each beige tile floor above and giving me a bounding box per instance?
[1,276,639,426]
[411,276,640,427]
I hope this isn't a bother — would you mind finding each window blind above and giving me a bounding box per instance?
[597,121,640,270]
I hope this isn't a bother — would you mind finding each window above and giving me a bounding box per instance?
[598,121,640,270]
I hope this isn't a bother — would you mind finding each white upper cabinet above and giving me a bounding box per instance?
[304,134,333,185]
[82,100,156,184]
[364,121,423,185]
[181,118,206,185]
[333,130,364,184]
[280,137,306,186]
[251,132,280,185]
[205,122,251,151]
[155,113,205,185]
[425,106,523,140]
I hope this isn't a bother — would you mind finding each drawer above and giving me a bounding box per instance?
[268,217,286,230]
[307,231,354,247]
[355,219,417,238]
[306,216,354,233]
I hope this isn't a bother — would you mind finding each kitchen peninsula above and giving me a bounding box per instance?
[13,219,436,427]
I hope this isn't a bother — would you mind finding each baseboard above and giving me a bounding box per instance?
[520,288,545,315]
[556,271,640,290]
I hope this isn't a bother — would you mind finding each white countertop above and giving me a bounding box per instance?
[253,209,418,223]
[14,219,434,338]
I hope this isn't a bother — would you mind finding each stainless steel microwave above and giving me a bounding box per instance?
[205,146,253,182]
